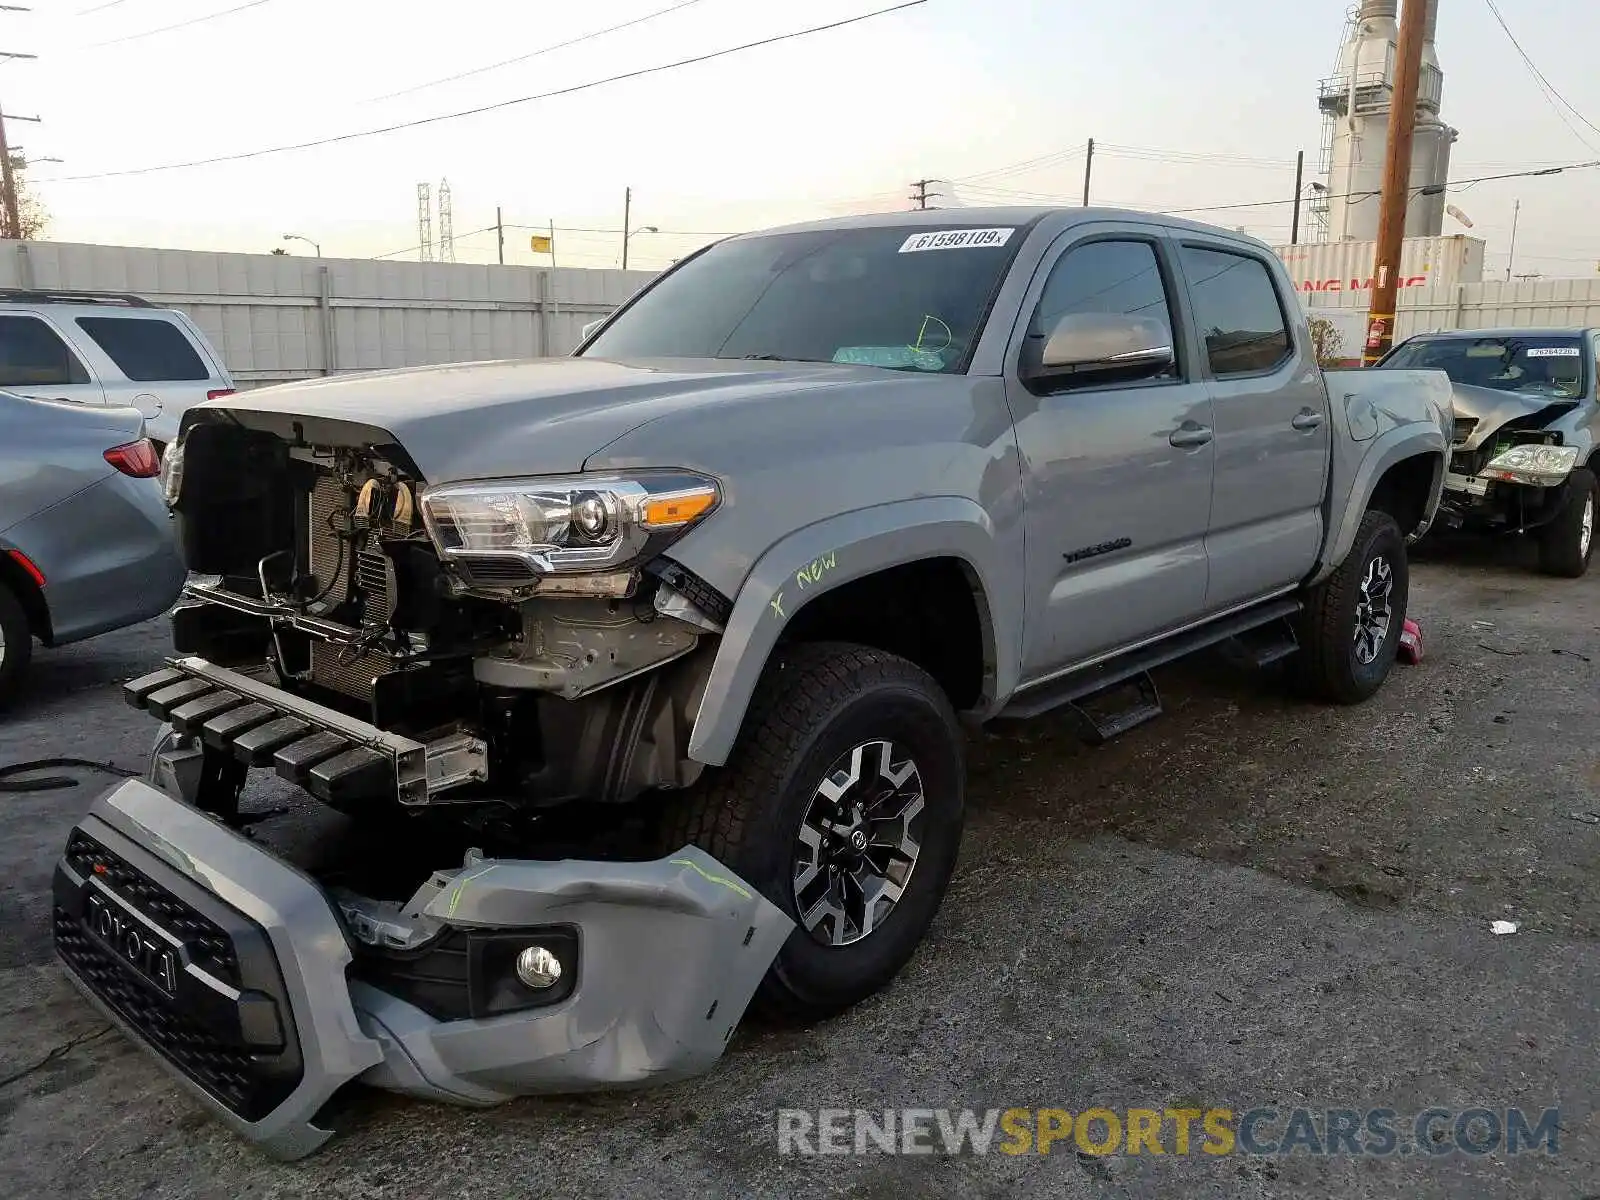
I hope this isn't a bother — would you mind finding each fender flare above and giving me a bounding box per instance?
[685,497,1015,766]
[1311,423,1446,587]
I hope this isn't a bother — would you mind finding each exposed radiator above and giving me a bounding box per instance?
[309,643,394,702]
[305,471,404,701]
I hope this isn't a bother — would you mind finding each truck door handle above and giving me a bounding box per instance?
[1291,409,1324,431]
[1169,423,1213,448]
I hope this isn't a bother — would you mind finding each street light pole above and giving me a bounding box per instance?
[283,233,322,256]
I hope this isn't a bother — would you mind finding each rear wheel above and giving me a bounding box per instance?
[1293,509,1408,704]
[0,581,33,710]
[659,642,964,1020]
[1537,467,1597,578]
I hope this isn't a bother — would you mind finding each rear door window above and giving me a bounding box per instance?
[1179,246,1293,375]
[74,315,210,382]
[0,314,91,386]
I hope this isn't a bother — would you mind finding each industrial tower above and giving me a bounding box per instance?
[416,182,433,263]
[438,178,455,263]
[1313,0,1455,242]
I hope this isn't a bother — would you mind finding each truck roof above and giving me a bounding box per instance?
[732,205,1275,248]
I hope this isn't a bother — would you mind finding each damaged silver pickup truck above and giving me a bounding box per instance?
[54,207,1453,1159]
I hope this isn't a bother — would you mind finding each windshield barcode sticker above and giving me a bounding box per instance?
[898,228,1014,253]
[1526,347,1580,357]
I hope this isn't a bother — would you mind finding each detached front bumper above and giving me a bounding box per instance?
[52,779,792,1160]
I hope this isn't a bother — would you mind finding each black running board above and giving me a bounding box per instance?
[999,596,1303,723]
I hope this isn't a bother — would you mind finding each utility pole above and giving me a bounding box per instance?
[496,205,504,265]
[621,186,632,270]
[1505,198,1520,282]
[0,11,39,242]
[908,179,935,210]
[1290,149,1305,245]
[1362,0,1430,365]
[1082,138,1095,206]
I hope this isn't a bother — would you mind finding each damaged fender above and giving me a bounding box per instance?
[685,496,1016,765]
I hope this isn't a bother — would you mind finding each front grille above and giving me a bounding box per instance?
[55,910,279,1118]
[65,831,238,986]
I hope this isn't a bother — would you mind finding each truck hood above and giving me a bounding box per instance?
[1450,382,1579,451]
[193,357,890,482]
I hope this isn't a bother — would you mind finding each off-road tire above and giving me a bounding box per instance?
[1292,509,1408,705]
[0,581,33,711]
[1537,467,1597,578]
[658,641,964,1021]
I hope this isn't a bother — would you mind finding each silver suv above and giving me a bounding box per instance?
[0,289,233,447]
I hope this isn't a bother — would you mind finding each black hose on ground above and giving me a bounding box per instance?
[0,758,141,793]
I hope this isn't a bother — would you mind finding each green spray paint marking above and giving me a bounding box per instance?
[445,864,497,917]
[669,857,753,899]
[795,550,838,591]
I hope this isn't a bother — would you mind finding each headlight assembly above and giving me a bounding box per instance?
[419,471,720,578]
[1481,443,1579,487]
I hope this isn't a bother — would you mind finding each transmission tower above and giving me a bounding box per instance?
[416,182,433,262]
[438,178,455,263]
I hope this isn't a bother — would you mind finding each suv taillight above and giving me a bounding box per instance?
[207,388,235,401]
[105,438,161,478]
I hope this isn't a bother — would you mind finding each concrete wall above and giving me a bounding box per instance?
[0,240,657,389]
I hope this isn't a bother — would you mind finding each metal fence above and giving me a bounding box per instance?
[1307,276,1600,340]
[1,240,658,390]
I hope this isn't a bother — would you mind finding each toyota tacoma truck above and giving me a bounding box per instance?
[1376,327,1600,576]
[54,208,1452,1158]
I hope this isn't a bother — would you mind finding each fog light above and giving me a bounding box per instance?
[515,945,563,989]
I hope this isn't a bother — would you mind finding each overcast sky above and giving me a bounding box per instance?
[6,0,1599,276]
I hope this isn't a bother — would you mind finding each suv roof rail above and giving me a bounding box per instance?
[0,288,155,308]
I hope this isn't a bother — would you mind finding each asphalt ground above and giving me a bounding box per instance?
[1,541,1596,1199]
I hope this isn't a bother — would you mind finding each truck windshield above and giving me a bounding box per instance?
[580,224,1028,374]
[1381,335,1587,400]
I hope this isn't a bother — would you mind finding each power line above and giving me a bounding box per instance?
[42,1,926,183]
[374,224,496,260]
[1482,0,1600,153]
[952,145,1085,186]
[76,0,131,13]
[93,0,273,48]
[368,0,709,102]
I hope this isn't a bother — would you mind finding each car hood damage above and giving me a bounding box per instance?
[1449,383,1579,451]
[187,356,892,482]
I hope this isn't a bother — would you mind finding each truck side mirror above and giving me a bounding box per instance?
[1026,312,1174,386]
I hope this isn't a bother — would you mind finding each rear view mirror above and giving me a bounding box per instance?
[1028,312,1174,385]
[580,318,604,342]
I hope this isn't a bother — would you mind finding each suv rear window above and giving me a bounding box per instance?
[75,316,210,382]
[0,314,90,386]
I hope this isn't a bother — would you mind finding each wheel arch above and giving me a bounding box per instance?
[0,546,50,646]
[685,498,1016,766]
[1311,425,1446,588]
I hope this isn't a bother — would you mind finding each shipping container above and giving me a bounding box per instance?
[1271,235,1486,305]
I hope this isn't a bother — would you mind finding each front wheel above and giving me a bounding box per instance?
[1293,509,1409,704]
[1538,468,1597,578]
[658,642,965,1020]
